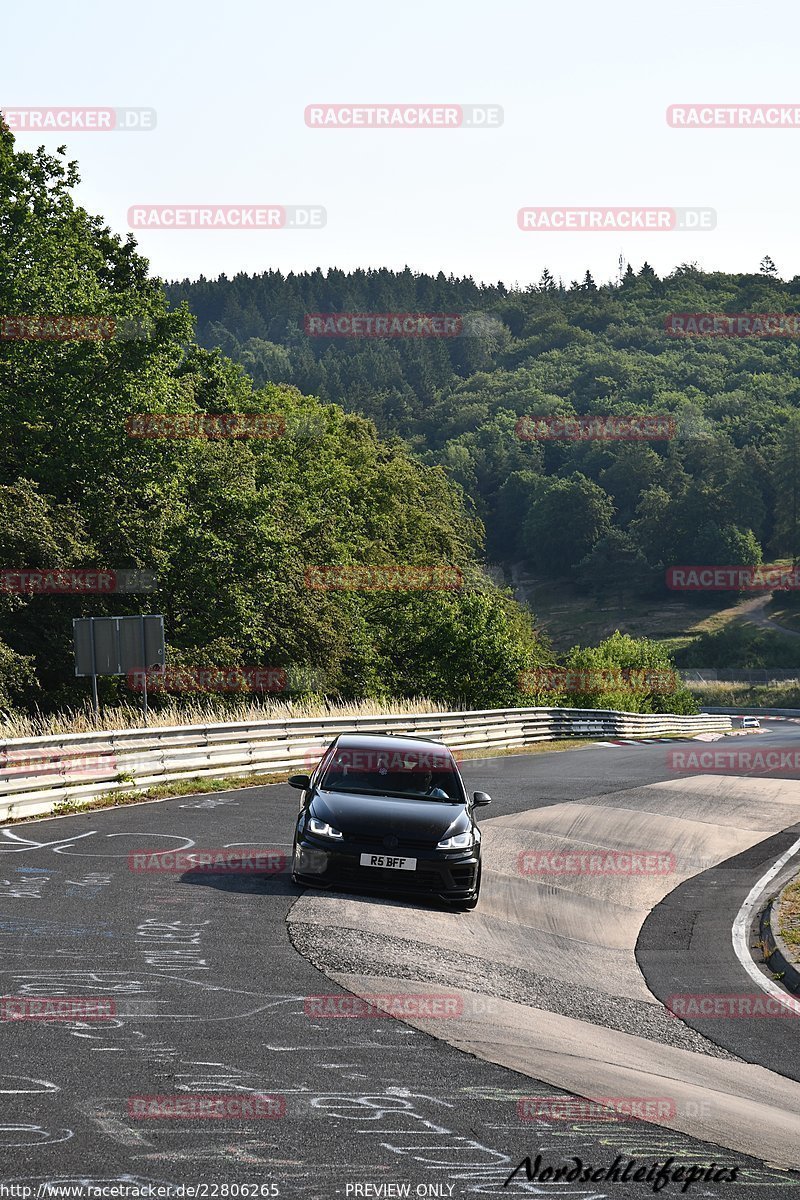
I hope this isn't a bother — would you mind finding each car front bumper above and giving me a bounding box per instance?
[292,837,480,901]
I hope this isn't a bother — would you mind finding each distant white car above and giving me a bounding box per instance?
[741,717,761,729]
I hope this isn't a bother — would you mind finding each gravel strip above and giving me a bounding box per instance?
[289,920,742,1061]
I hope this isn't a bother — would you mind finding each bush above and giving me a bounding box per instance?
[561,631,698,714]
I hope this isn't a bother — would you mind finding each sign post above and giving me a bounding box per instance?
[139,615,150,723]
[73,615,165,723]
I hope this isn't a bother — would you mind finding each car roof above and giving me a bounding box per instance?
[333,732,453,755]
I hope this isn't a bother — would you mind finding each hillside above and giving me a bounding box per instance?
[167,263,800,587]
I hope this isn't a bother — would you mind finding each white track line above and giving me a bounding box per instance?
[731,835,800,1015]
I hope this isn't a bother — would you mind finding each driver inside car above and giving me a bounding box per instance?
[397,756,449,799]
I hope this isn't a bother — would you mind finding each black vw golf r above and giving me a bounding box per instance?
[289,733,491,909]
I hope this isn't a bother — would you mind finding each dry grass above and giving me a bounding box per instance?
[0,696,450,740]
[519,576,744,653]
[765,604,800,635]
[779,879,800,957]
[688,681,800,708]
[520,571,798,658]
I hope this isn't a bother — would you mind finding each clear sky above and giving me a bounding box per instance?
[4,0,799,287]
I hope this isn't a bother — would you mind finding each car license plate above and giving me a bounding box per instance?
[359,853,416,871]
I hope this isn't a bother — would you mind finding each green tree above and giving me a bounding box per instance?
[539,268,557,293]
[689,522,761,568]
[0,640,38,714]
[0,481,97,701]
[770,413,800,567]
[377,590,547,708]
[574,529,655,603]
[563,631,697,714]
[521,474,614,574]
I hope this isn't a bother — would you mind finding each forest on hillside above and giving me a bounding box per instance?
[167,262,800,602]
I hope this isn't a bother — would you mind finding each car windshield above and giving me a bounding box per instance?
[320,745,462,801]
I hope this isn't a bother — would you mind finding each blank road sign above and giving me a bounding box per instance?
[73,615,165,677]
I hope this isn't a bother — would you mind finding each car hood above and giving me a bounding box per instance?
[312,789,468,840]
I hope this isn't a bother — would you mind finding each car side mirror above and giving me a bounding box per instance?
[288,774,311,790]
[473,791,492,806]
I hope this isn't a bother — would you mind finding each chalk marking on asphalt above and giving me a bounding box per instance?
[0,830,97,854]
[221,840,293,846]
[731,834,800,1015]
[0,1074,59,1094]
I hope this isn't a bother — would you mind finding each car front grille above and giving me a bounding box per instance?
[449,863,478,889]
[357,833,438,851]
[334,863,443,891]
[327,859,477,895]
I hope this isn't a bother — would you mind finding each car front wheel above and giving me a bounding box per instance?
[290,844,302,886]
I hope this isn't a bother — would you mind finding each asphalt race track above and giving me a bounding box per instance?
[2,719,800,1198]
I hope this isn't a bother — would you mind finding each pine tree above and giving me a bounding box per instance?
[538,267,557,293]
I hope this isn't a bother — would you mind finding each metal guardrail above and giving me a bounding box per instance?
[0,707,732,823]
[704,706,800,718]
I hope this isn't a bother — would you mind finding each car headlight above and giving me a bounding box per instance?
[308,817,343,840]
[437,830,473,850]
